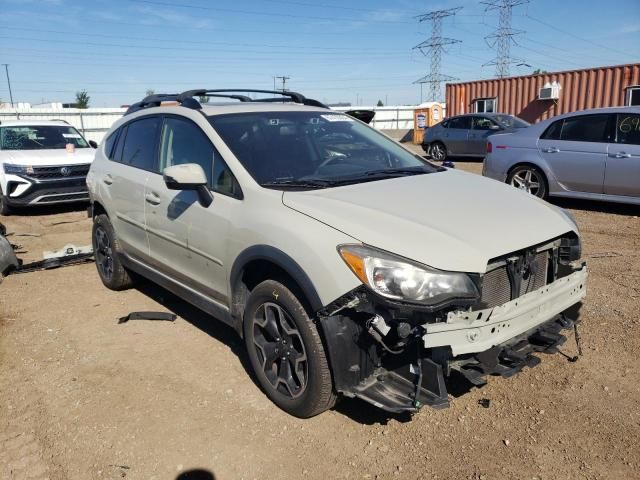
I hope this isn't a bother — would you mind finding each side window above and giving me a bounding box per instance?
[559,114,609,143]
[440,120,450,128]
[472,117,496,130]
[540,120,562,140]
[120,117,161,170]
[103,129,119,159]
[616,114,640,145]
[448,116,472,129]
[159,117,241,197]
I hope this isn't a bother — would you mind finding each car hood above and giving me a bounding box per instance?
[282,169,576,273]
[0,148,95,166]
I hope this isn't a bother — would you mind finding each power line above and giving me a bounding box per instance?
[482,0,529,78]
[413,7,462,102]
[130,0,414,24]
[523,13,633,58]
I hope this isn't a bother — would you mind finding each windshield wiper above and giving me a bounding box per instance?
[261,179,337,190]
[361,167,431,177]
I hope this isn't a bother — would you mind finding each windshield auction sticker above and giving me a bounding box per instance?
[321,114,354,122]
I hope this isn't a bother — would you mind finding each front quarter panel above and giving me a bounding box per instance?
[226,190,362,309]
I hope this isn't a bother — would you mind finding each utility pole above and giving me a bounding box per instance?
[482,0,529,78]
[273,75,290,92]
[2,64,15,107]
[413,7,462,103]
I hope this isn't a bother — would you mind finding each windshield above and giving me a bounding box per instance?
[209,111,438,189]
[493,115,530,129]
[0,125,89,150]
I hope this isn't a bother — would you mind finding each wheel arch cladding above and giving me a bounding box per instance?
[230,245,325,324]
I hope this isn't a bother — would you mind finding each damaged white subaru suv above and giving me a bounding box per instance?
[87,89,587,418]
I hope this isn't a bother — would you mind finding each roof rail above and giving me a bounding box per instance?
[124,89,328,116]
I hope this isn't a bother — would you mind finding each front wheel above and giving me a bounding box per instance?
[243,280,336,418]
[507,165,547,199]
[429,142,447,162]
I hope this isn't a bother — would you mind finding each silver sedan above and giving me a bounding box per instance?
[483,107,640,206]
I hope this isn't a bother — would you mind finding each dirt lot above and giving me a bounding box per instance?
[1,160,639,480]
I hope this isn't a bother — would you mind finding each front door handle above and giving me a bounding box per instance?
[144,192,161,205]
[542,147,560,153]
[103,174,113,185]
[609,152,631,158]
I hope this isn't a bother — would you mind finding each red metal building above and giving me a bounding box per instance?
[445,63,640,123]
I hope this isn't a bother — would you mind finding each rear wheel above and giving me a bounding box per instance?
[429,141,447,162]
[507,165,547,199]
[243,279,336,418]
[92,214,134,290]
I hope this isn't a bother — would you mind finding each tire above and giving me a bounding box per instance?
[243,279,336,418]
[507,165,547,199]
[92,214,134,290]
[429,141,447,162]
[0,188,13,216]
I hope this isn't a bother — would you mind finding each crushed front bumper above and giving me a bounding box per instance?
[319,264,587,414]
[424,266,587,355]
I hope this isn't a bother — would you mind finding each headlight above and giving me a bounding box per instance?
[338,244,478,305]
[3,163,32,175]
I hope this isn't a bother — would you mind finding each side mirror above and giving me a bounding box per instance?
[163,163,213,207]
[89,140,98,148]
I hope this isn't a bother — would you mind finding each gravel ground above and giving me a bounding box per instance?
[1,158,639,480]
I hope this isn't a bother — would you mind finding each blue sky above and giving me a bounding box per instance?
[0,0,638,107]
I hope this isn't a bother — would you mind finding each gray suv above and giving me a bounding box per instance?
[87,89,586,417]
[423,113,530,161]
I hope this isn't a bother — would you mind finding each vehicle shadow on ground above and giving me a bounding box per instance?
[134,281,483,425]
[550,197,639,216]
[133,281,256,381]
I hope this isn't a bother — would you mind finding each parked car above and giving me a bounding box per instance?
[484,107,640,205]
[422,113,530,161]
[0,120,97,215]
[87,89,586,418]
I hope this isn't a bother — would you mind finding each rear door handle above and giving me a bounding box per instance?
[609,152,631,158]
[542,147,560,153]
[103,174,113,185]
[144,192,161,205]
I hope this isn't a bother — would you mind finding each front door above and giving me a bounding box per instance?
[144,115,240,305]
[537,113,610,194]
[604,113,640,197]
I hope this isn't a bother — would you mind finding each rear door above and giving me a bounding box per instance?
[537,114,610,194]
[604,113,640,197]
[444,116,472,155]
[469,116,499,155]
[106,116,161,260]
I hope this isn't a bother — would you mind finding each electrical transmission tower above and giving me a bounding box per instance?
[273,75,290,92]
[482,0,529,78]
[413,7,462,102]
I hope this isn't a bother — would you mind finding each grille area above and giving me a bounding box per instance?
[28,164,91,180]
[481,251,549,308]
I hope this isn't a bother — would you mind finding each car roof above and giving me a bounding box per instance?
[0,119,73,127]
[200,102,330,116]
